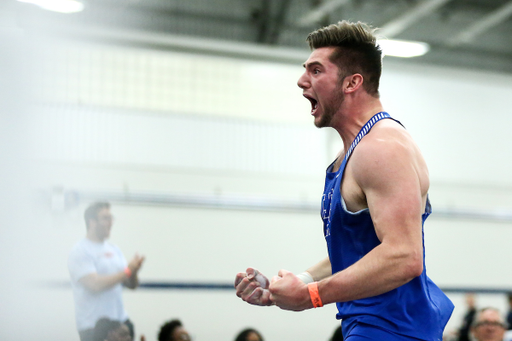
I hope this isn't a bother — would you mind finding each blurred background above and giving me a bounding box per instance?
[1,0,512,340]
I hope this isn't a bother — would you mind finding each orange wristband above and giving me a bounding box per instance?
[124,267,132,278]
[308,282,323,308]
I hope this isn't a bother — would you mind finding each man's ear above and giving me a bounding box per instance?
[344,74,364,93]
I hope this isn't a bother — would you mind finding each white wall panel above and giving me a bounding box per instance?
[29,104,327,177]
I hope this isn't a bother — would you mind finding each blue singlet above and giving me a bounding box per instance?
[321,112,454,341]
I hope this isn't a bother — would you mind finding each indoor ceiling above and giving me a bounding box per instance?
[8,0,512,74]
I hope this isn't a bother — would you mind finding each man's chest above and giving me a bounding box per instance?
[91,247,124,274]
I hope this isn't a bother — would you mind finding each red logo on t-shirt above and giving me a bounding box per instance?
[104,252,114,258]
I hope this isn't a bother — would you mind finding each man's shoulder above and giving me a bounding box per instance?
[352,123,413,166]
[365,118,412,145]
[349,119,427,188]
[68,239,124,267]
[69,239,119,256]
[68,239,94,263]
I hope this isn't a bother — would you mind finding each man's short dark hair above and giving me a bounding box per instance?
[158,319,182,341]
[84,202,110,230]
[306,20,382,97]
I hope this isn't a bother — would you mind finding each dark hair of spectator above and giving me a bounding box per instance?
[158,319,183,341]
[234,328,264,341]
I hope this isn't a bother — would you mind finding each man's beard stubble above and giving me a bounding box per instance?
[314,86,345,128]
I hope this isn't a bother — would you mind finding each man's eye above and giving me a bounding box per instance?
[314,69,320,74]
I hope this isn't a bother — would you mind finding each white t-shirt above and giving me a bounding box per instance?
[68,238,128,331]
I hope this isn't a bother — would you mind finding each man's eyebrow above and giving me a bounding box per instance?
[303,61,323,69]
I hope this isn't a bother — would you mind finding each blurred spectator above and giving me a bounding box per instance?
[506,292,512,330]
[458,292,477,341]
[329,325,343,341]
[68,202,145,341]
[158,319,191,341]
[234,328,264,341]
[93,318,132,341]
[471,307,506,341]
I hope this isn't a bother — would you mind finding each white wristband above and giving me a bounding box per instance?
[297,271,314,284]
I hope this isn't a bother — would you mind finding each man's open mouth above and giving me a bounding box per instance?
[304,94,318,114]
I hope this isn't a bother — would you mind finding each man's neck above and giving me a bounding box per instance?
[332,95,384,150]
[86,233,105,243]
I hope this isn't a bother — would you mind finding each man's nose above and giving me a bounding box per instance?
[297,72,309,89]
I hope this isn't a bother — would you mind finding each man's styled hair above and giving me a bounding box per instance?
[158,319,182,341]
[84,202,110,230]
[306,20,382,97]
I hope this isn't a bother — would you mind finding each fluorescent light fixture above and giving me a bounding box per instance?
[17,0,84,13]
[377,39,430,58]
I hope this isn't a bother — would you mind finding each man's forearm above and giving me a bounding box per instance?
[79,271,128,292]
[306,257,332,281]
[317,242,422,305]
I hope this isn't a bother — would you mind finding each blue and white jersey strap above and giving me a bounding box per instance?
[338,111,391,176]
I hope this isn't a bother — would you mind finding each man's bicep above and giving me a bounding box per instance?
[357,145,424,243]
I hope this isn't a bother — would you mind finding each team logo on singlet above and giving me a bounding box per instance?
[321,188,334,238]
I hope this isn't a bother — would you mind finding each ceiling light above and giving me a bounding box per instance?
[377,39,430,58]
[17,0,84,13]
